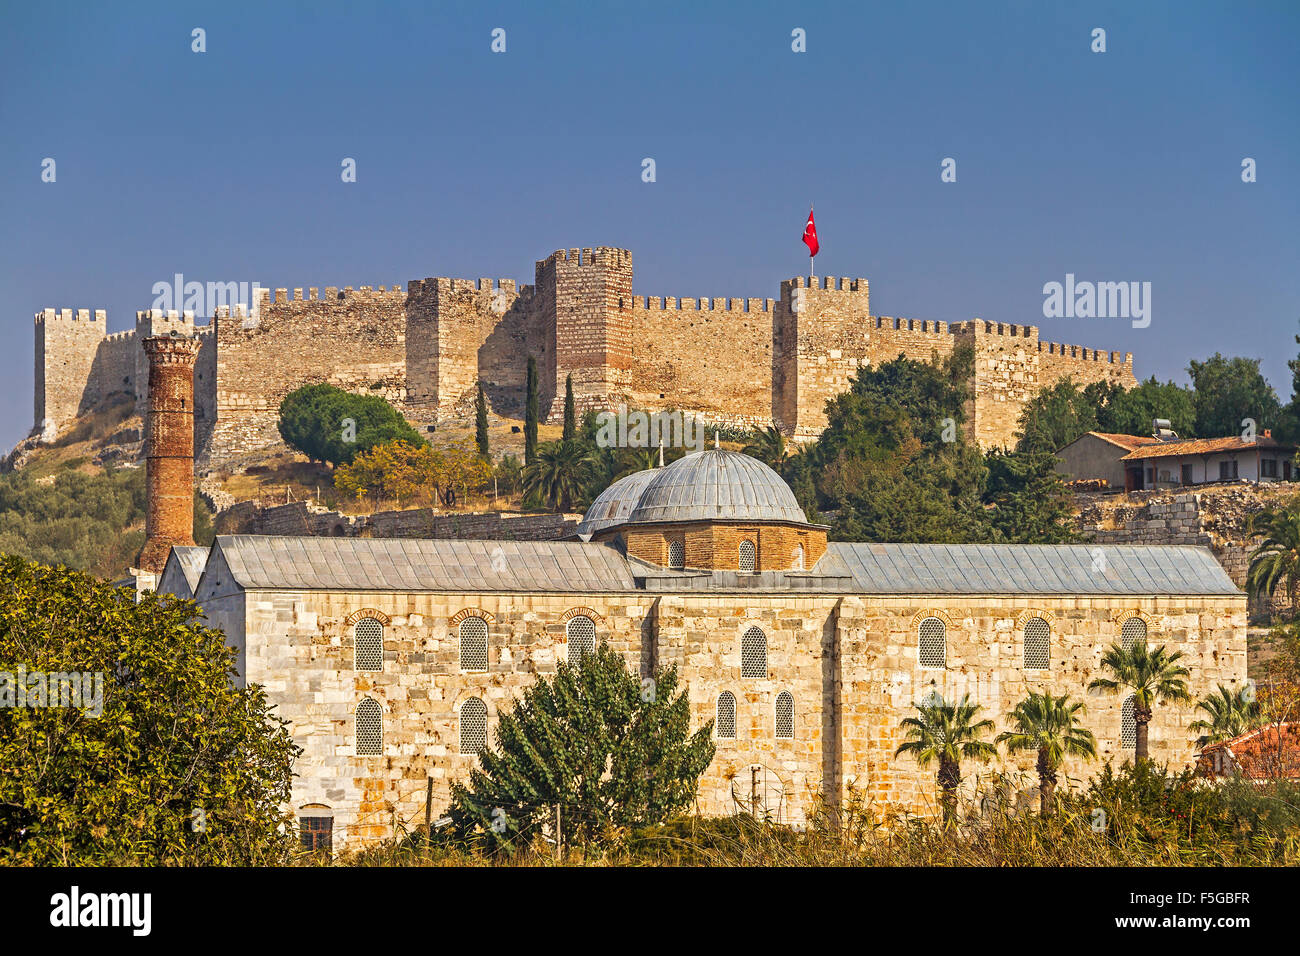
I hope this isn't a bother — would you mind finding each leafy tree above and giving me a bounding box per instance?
[562,374,576,442]
[475,381,490,459]
[525,356,539,465]
[996,692,1097,815]
[1188,685,1261,751]
[984,448,1080,543]
[278,383,424,467]
[1187,354,1282,439]
[1014,377,1099,454]
[494,454,523,495]
[1247,504,1300,612]
[522,440,595,512]
[743,425,788,470]
[448,644,715,850]
[1097,376,1196,438]
[0,555,298,864]
[894,695,997,824]
[1088,639,1192,762]
[334,439,491,508]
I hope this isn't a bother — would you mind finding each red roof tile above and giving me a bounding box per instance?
[1120,436,1293,461]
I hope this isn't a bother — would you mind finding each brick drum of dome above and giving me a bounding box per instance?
[136,334,201,574]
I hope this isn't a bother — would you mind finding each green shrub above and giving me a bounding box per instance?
[278,383,425,467]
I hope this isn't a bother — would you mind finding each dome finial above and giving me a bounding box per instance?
[714,430,720,450]
[657,439,664,467]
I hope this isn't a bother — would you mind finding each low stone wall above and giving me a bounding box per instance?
[216,499,581,541]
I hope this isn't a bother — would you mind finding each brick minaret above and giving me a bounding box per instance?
[135,333,201,574]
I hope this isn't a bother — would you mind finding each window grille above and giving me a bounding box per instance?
[741,626,768,678]
[775,691,794,739]
[918,617,946,668]
[668,538,685,569]
[1121,617,1146,652]
[460,697,488,755]
[567,615,596,664]
[1023,617,1050,669]
[356,698,382,755]
[716,692,736,739]
[1121,695,1137,749]
[739,539,756,572]
[459,616,488,671]
[354,618,383,671]
[299,816,333,854]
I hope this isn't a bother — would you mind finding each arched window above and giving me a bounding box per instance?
[738,539,757,573]
[775,691,794,739]
[1023,617,1050,670]
[792,544,805,570]
[1121,695,1137,749]
[459,616,488,672]
[918,617,946,668]
[1121,617,1147,652]
[668,537,685,570]
[567,615,596,664]
[716,692,736,739]
[354,618,384,671]
[355,698,382,755]
[460,697,488,755]
[920,688,944,708]
[741,626,768,679]
[299,806,333,854]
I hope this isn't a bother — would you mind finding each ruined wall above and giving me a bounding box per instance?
[218,499,581,541]
[209,285,407,463]
[628,295,774,426]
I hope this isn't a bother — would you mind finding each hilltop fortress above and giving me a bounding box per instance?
[34,246,1136,464]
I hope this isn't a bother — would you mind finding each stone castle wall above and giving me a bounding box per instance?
[34,247,1136,462]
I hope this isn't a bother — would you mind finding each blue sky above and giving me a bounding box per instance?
[2,0,1297,452]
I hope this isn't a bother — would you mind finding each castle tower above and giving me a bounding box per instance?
[33,308,107,439]
[537,247,634,420]
[136,333,201,574]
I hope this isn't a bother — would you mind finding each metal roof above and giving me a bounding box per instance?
[166,546,210,591]
[626,449,810,525]
[205,536,1240,597]
[575,468,660,536]
[212,535,640,592]
[829,543,1240,595]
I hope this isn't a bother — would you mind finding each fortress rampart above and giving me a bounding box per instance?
[33,246,1136,464]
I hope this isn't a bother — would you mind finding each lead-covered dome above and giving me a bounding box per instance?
[626,448,808,525]
[575,467,660,536]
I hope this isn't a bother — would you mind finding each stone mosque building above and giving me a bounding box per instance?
[132,330,1246,852]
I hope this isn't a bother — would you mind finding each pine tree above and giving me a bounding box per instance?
[448,644,715,850]
[475,382,490,459]
[525,356,539,466]
[562,374,576,441]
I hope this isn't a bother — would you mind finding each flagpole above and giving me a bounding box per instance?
[810,201,815,279]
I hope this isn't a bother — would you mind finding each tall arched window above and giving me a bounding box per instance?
[460,697,488,755]
[792,544,805,570]
[355,698,382,755]
[354,618,384,671]
[459,616,488,672]
[1121,695,1137,749]
[738,539,757,573]
[741,626,768,679]
[567,615,596,664]
[775,691,794,739]
[716,692,736,739]
[668,538,685,570]
[1121,617,1147,652]
[918,617,946,668]
[1023,617,1050,670]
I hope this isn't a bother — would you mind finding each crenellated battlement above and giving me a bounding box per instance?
[34,242,1137,460]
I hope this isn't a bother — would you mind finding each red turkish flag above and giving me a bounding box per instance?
[802,207,819,257]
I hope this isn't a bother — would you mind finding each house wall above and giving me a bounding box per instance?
[1055,435,1131,489]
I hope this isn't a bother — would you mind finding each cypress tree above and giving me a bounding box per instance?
[475,381,490,459]
[562,374,576,441]
[525,356,539,465]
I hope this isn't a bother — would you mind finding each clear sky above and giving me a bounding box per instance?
[2,0,1297,452]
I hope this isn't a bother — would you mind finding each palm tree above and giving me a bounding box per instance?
[895,695,997,824]
[743,425,788,470]
[1188,684,1260,751]
[1088,639,1192,762]
[1247,506,1300,612]
[522,440,594,512]
[996,692,1097,815]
